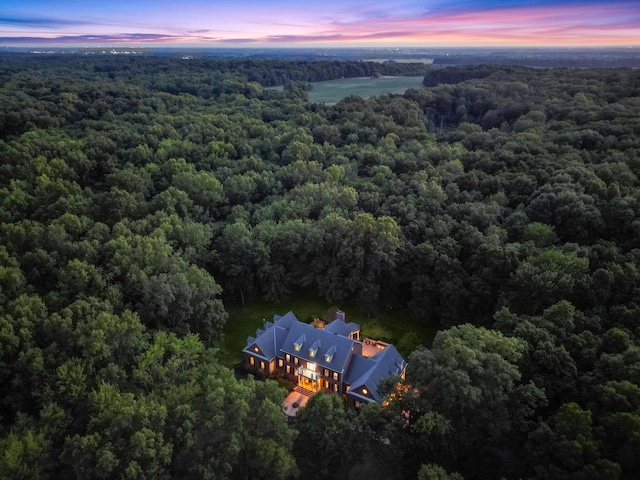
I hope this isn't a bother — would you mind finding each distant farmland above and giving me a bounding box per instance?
[269,76,426,105]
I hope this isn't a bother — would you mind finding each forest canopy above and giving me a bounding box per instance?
[1,55,639,479]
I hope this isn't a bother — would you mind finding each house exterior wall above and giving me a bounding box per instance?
[244,353,275,375]
[247,351,349,394]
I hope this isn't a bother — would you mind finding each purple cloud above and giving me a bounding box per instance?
[263,31,416,43]
[0,15,94,29]
[0,33,187,44]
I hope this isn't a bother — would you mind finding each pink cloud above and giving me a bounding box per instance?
[293,2,640,46]
[197,1,638,46]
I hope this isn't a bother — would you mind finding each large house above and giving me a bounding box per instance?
[243,310,407,407]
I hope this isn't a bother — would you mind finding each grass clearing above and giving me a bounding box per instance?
[219,293,437,368]
[309,76,425,104]
[267,76,426,105]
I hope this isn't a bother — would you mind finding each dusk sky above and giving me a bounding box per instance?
[1,0,639,48]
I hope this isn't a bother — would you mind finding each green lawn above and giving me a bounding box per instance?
[219,294,437,368]
[309,75,425,104]
[267,76,426,105]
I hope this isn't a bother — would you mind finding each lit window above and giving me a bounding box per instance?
[286,354,291,362]
[286,365,291,374]
[346,385,350,392]
[324,380,329,389]
[278,359,283,367]
[362,388,368,395]
[307,362,316,371]
[254,347,259,352]
[309,339,321,358]
[249,357,255,366]
[333,372,338,381]
[333,384,338,392]
[323,368,329,376]
[325,346,336,363]
[294,335,305,351]
[260,361,265,370]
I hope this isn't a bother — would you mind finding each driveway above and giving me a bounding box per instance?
[282,390,310,417]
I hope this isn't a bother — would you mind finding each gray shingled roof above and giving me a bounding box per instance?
[273,311,299,330]
[343,355,377,385]
[243,313,295,361]
[324,317,360,337]
[280,321,356,373]
[346,344,407,402]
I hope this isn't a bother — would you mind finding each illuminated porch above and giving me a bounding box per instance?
[296,365,321,392]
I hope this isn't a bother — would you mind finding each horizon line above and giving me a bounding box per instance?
[4,44,639,50]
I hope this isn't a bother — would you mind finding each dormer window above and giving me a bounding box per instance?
[294,335,305,351]
[324,345,336,363]
[309,339,321,358]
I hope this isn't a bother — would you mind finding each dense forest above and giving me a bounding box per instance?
[1,54,639,480]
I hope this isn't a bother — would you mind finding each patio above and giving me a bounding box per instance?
[361,338,389,358]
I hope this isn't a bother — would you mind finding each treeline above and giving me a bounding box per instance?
[430,51,640,69]
[422,64,519,87]
[236,59,427,86]
[1,56,639,479]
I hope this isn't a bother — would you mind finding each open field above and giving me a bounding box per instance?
[268,75,426,105]
[309,75,425,104]
[368,59,434,64]
[220,294,438,368]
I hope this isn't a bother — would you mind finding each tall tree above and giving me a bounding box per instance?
[408,324,543,478]
[294,392,354,480]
